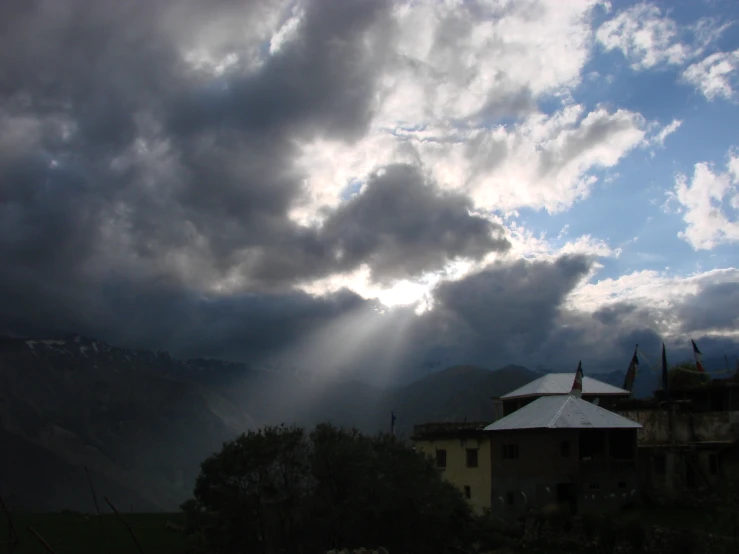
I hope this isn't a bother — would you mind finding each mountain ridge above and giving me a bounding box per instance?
[0,333,689,512]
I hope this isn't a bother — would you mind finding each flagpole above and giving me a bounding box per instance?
[661,343,674,446]
[623,344,638,394]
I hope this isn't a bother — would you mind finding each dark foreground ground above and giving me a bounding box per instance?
[1,506,737,554]
[0,512,187,554]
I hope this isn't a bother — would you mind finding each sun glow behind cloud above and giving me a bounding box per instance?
[2,0,738,377]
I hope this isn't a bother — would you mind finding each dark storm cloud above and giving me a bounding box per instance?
[0,0,736,380]
[676,281,739,333]
[318,165,510,283]
[169,0,393,141]
[0,0,514,362]
[431,255,591,353]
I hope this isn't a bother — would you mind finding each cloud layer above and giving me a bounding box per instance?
[1,0,737,380]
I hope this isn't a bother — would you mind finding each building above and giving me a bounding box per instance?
[493,373,631,418]
[411,421,492,514]
[614,378,739,497]
[484,394,641,520]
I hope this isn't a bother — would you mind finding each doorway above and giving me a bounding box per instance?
[556,482,578,515]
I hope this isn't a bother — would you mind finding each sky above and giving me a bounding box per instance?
[1,0,738,384]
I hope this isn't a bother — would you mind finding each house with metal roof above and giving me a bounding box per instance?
[484,394,642,520]
[411,422,492,514]
[494,373,631,418]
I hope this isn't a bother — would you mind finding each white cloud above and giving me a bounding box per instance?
[294,104,650,223]
[650,118,682,146]
[682,49,739,101]
[384,0,594,124]
[567,266,739,334]
[596,3,726,71]
[670,149,739,250]
[175,0,292,76]
[500,221,622,262]
[291,1,702,230]
[596,3,690,69]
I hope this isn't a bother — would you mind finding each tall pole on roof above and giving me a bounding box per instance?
[570,360,583,398]
[623,344,639,394]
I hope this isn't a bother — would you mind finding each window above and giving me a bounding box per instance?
[506,492,515,505]
[560,441,571,457]
[466,448,479,468]
[502,444,519,459]
[436,449,447,469]
[654,454,666,476]
[580,430,606,459]
[588,483,600,490]
[617,481,627,489]
[464,486,471,499]
[709,454,719,476]
[608,430,635,459]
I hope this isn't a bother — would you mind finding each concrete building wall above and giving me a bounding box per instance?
[488,429,580,519]
[637,445,733,495]
[414,435,491,514]
[618,409,739,444]
[488,429,639,520]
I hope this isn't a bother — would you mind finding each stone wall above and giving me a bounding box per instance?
[617,409,739,445]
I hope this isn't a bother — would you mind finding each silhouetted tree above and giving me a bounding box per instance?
[183,423,474,554]
[669,361,710,389]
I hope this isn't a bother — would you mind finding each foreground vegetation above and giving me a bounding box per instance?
[3,420,737,554]
[0,511,186,554]
[182,423,474,553]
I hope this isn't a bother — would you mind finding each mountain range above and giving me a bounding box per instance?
[0,333,693,512]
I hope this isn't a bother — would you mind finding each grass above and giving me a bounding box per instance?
[0,511,187,554]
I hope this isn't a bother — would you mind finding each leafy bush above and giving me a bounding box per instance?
[671,530,695,554]
[471,511,510,551]
[623,520,647,552]
[668,363,710,388]
[581,513,599,541]
[183,423,475,554]
[547,507,573,533]
[598,515,620,554]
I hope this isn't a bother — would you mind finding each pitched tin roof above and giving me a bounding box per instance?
[484,395,642,431]
[501,373,629,399]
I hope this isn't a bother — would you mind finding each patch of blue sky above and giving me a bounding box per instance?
[340,178,364,202]
[513,12,739,279]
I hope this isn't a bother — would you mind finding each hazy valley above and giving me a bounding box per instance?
[0,334,682,512]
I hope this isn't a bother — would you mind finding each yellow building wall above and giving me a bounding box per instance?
[414,436,491,514]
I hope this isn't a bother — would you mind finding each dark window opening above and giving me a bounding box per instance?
[557,483,578,516]
[506,492,514,505]
[464,486,471,499]
[436,449,447,468]
[609,430,635,459]
[588,483,600,490]
[710,392,724,412]
[654,454,666,475]
[502,444,519,459]
[617,481,627,489]
[579,430,607,459]
[686,462,697,489]
[560,441,571,457]
[466,448,479,468]
[709,454,719,476]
